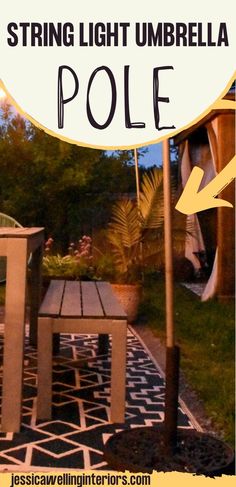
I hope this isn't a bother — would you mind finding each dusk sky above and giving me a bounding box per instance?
[108,143,163,168]
[140,143,162,167]
[0,89,163,167]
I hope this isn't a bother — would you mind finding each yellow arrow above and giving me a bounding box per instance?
[175,155,236,215]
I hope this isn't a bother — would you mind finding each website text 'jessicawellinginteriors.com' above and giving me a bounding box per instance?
[9,473,151,487]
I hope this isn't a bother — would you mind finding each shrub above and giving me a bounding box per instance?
[42,236,94,280]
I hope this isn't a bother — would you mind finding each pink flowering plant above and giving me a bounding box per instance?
[42,236,95,279]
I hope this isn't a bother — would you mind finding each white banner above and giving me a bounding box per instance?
[0,0,235,148]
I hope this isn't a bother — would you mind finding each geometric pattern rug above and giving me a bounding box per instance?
[0,328,200,471]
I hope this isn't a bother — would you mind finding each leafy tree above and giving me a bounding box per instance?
[0,103,139,249]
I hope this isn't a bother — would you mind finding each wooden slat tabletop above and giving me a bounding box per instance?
[81,281,104,317]
[39,280,65,317]
[96,281,127,318]
[39,280,127,320]
[61,281,82,317]
[0,227,44,238]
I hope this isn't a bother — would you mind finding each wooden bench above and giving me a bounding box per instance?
[37,280,127,423]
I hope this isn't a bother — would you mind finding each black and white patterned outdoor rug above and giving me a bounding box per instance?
[0,328,201,471]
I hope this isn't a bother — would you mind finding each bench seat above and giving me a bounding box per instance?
[37,280,127,423]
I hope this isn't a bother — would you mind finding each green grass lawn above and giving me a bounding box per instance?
[139,275,235,446]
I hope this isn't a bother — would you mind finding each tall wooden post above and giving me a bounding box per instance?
[163,140,174,348]
[215,113,235,302]
[134,148,140,208]
[163,139,180,453]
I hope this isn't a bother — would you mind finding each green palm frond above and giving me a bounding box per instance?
[107,231,129,275]
[142,228,185,265]
[142,237,163,260]
[140,168,165,229]
[106,168,190,282]
[108,199,140,248]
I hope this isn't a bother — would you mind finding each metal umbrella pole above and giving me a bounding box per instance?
[162,138,180,454]
[103,140,234,474]
[134,148,140,208]
[134,148,144,273]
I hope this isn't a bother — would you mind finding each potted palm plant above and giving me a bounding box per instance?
[106,168,179,322]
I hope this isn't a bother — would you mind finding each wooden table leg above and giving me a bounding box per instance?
[1,239,28,432]
[37,317,53,420]
[110,321,127,423]
[29,243,43,346]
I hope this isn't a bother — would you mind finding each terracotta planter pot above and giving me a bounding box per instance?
[111,283,142,324]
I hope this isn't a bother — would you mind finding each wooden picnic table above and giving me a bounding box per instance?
[37,280,127,423]
[0,227,44,432]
